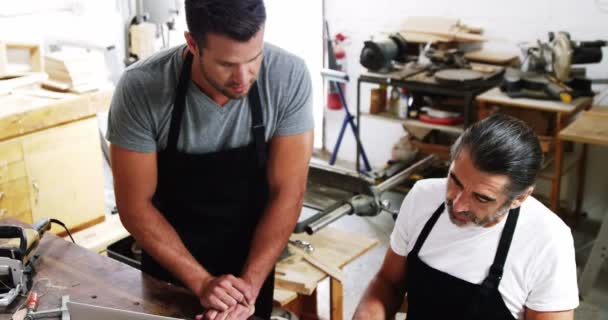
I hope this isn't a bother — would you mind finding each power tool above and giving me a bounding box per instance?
[0,218,53,307]
[501,31,606,102]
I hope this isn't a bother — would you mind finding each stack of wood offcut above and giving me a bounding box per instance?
[399,16,485,44]
[43,49,107,93]
[399,17,520,66]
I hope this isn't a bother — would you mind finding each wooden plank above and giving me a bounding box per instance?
[398,31,451,44]
[14,87,74,100]
[559,113,608,146]
[288,244,345,282]
[273,288,298,307]
[0,89,112,142]
[476,87,592,114]
[464,49,518,65]
[0,72,48,95]
[400,17,485,43]
[275,228,378,295]
[275,263,317,295]
[364,112,464,134]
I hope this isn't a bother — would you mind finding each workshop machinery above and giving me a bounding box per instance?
[359,33,410,72]
[295,154,439,234]
[501,31,607,102]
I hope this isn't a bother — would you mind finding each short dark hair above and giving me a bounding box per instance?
[185,0,266,47]
[450,113,543,197]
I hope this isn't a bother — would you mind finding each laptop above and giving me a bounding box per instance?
[67,301,185,320]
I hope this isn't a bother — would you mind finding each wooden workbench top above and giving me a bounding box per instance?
[0,221,201,319]
[0,87,113,142]
[560,107,608,146]
[476,87,592,114]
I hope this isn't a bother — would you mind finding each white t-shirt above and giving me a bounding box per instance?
[390,178,579,319]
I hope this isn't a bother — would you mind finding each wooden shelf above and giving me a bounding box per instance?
[362,112,464,134]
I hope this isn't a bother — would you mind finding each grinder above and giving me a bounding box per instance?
[360,33,408,72]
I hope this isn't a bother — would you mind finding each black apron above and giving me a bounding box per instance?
[406,203,520,320]
[142,52,274,319]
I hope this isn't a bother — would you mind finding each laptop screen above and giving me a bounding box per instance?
[67,301,184,320]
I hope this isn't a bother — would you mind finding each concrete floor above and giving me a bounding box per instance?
[100,143,608,320]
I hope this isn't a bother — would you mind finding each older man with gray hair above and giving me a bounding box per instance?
[354,114,578,320]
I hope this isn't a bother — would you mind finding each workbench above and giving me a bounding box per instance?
[0,219,202,319]
[559,107,608,299]
[7,214,377,320]
[0,87,111,234]
[476,88,593,214]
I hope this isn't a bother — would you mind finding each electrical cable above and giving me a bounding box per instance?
[49,219,75,244]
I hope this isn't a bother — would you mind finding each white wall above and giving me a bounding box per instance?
[324,0,608,219]
[1,0,324,142]
[264,0,324,148]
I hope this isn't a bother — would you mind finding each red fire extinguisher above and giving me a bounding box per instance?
[327,33,348,110]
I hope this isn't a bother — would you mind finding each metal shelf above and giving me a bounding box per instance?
[362,112,465,134]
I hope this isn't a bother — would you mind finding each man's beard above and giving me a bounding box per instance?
[198,58,252,100]
[446,199,511,227]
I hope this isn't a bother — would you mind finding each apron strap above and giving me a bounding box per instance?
[481,206,520,291]
[247,82,267,168]
[167,50,193,152]
[167,49,267,169]
[410,202,445,257]
[467,206,520,319]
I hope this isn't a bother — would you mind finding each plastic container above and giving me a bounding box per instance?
[398,90,410,119]
[370,84,387,114]
[388,86,401,116]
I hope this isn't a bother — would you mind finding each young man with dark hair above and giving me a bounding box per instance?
[354,114,578,320]
[107,1,314,319]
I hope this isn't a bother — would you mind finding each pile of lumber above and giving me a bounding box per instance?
[399,16,485,44]
[43,49,107,93]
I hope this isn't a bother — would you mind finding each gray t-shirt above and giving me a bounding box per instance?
[106,43,314,153]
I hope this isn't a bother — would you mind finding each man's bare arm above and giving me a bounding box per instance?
[240,130,314,300]
[525,308,573,320]
[353,248,409,319]
[111,144,251,311]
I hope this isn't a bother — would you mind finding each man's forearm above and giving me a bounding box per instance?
[240,189,304,293]
[118,202,210,293]
[354,274,406,319]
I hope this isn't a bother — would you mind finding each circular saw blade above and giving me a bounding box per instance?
[552,32,573,81]
[434,68,484,84]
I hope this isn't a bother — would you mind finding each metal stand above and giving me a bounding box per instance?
[323,69,372,172]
